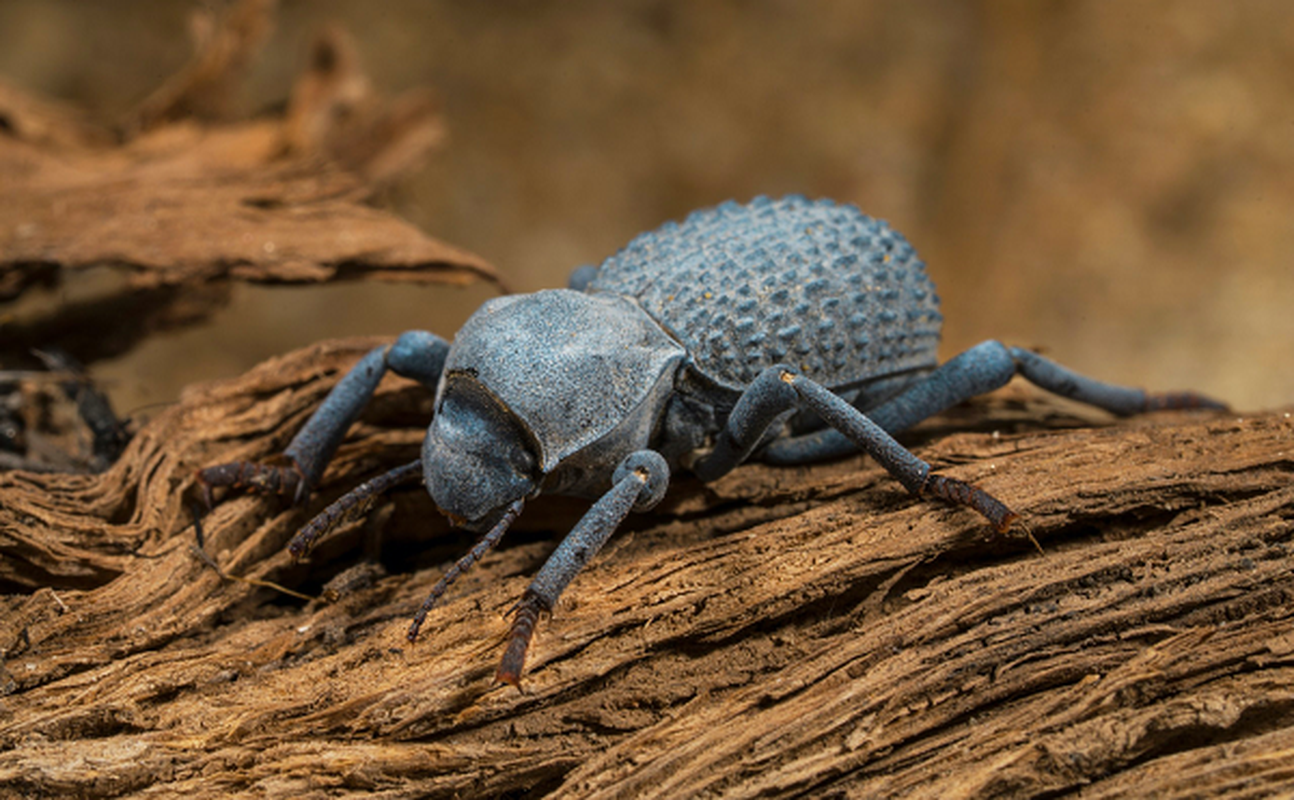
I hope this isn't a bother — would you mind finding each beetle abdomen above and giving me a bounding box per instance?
[587,195,943,391]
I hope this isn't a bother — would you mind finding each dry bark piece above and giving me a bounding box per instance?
[124,0,277,134]
[0,80,111,152]
[0,0,501,368]
[0,131,494,290]
[0,23,497,294]
[0,337,1291,797]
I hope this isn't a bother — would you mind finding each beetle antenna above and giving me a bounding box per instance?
[288,459,423,559]
[407,497,525,643]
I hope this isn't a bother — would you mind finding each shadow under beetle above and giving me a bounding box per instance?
[198,195,1225,686]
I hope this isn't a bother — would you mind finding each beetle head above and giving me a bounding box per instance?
[423,371,539,530]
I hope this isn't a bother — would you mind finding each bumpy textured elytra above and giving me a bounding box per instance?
[592,198,942,389]
[198,195,1225,686]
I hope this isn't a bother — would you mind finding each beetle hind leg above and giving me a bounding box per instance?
[1008,347,1227,415]
[763,340,1228,465]
[695,363,1018,531]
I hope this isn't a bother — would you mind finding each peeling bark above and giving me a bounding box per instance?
[1,340,1290,798]
[0,0,501,366]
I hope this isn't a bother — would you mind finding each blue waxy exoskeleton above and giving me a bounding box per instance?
[198,195,1225,685]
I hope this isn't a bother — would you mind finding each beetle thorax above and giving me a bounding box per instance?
[424,290,685,523]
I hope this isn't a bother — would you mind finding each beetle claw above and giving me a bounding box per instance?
[1143,391,1229,413]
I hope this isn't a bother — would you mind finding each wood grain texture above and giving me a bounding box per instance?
[1,339,1290,798]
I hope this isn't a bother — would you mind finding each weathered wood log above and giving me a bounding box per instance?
[0,339,1290,798]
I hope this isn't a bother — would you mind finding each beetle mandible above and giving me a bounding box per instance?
[198,195,1225,685]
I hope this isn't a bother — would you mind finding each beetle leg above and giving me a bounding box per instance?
[567,264,599,291]
[763,340,1228,465]
[1008,347,1228,414]
[693,367,798,482]
[496,450,669,687]
[783,370,1017,531]
[195,459,307,509]
[696,364,1017,531]
[196,331,449,506]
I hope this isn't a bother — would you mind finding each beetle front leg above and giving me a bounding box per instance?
[497,450,669,687]
[196,330,449,506]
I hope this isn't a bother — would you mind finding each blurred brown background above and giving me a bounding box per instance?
[1,0,1290,414]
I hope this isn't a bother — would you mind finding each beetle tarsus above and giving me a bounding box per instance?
[1143,391,1229,412]
[195,460,307,509]
[496,592,544,688]
[921,473,1017,533]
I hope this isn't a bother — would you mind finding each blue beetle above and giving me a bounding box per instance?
[199,196,1224,685]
